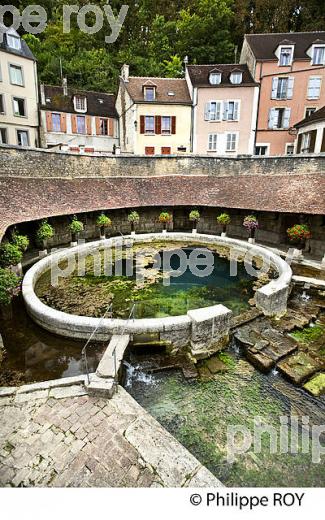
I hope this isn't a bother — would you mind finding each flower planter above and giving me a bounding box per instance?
[70,232,79,247]
[192,228,197,234]
[162,229,167,234]
[99,226,106,240]
[10,263,23,276]
[131,231,136,237]
[221,232,227,238]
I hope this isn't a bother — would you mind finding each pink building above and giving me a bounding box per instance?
[240,32,325,155]
[186,64,259,155]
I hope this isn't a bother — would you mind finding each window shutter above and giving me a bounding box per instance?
[271,78,278,99]
[233,102,239,121]
[283,108,291,129]
[297,134,302,153]
[140,115,145,134]
[171,116,176,134]
[108,118,114,137]
[86,116,92,135]
[287,77,294,99]
[71,115,77,134]
[96,117,101,135]
[155,115,162,134]
[216,102,221,121]
[204,103,210,121]
[46,112,52,132]
[309,129,317,152]
[61,113,67,133]
[223,102,228,121]
[268,108,275,129]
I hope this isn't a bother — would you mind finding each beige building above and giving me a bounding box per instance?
[294,105,325,153]
[0,25,39,148]
[40,82,119,154]
[116,65,192,155]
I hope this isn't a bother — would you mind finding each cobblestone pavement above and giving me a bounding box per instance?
[0,385,221,488]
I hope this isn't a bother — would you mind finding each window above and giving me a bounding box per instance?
[145,147,155,155]
[0,128,7,144]
[161,116,171,135]
[209,72,221,85]
[301,133,311,153]
[100,118,108,135]
[279,47,293,66]
[7,34,21,50]
[145,116,155,134]
[255,145,268,156]
[312,46,325,65]
[9,65,23,86]
[0,94,4,114]
[76,115,86,134]
[224,101,239,121]
[226,133,237,151]
[17,130,29,146]
[13,97,26,117]
[307,77,321,99]
[205,101,222,121]
[286,144,294,155]
[271,77,294,100]
[208,133,218,151]
[52,113,61,132]
[161,147,171,155]
[230,72,242,84]
[144,87,155,101]
[268,108,291,129]
[305,107,316,118]
[74,96,87,112]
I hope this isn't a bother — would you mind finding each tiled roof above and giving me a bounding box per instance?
[41,85,118,118]
[295,106,325,129]
[1,174,324,237]
[123,77,192,104]
[245,31,325,60]
[187,64,257,87]
[0,24,35,61]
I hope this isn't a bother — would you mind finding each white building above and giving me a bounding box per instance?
[0,24,39,147]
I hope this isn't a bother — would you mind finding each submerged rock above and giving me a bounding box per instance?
[277,352,320,385]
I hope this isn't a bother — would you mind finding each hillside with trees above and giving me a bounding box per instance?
[7,0,325,92]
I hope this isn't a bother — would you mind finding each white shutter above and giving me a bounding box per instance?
[308,77,321,99]
[271,78,278,99]
[287,77,294,99]
[268,108,276,129]
[223,102,228,121]
[283,108,291,129]
[204,103,210,121]
[233,102,239,120]
[216,101,221,121]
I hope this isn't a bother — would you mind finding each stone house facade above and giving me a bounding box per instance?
[0,25,39,148]
[40,82,119,154]
[240,31,325,155]
[186,64,259,155]
[294,105,325,153]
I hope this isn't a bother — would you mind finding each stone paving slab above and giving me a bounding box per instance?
[0,384,222,488]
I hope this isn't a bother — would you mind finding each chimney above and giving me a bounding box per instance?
[40,83,45,105]
[121,64,129,83]
[62,77,68,96]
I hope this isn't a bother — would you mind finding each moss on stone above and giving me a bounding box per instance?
[303,373,325,396]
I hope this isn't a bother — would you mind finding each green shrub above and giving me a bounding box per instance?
[217,213,231,225]
[158,211,172,223]
[12,233,29,252]
[127,211,140,223]
[36,220,54,243]
[0,243,23,268]
[0,268,20,305]
[96,214,112,227]
[69,216,84,234]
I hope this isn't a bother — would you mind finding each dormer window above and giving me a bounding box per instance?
[279,46,293,66]
[144,87,155,101]
[230,72,242,84]
[312,45,325,65]
[209,72,221,85]
[74,95,87,113]
[7,34,21,50]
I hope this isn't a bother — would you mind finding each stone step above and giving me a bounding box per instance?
[96,335,130,379]
[86,374,115,398]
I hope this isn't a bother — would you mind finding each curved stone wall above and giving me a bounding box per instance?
[22,233,292,353]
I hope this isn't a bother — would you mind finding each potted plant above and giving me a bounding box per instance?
[0,243,23,275]
[243,215,259,244]
[128,211,140,236]
[69,216,84,246]
[159,211,172,234]
[189,210,200,234]
[36,219,54,257]
[96,213,112,240]
[217,212,231,237]
[11,232,29,253]
[287,224,311,258]
[0,267,21,314]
